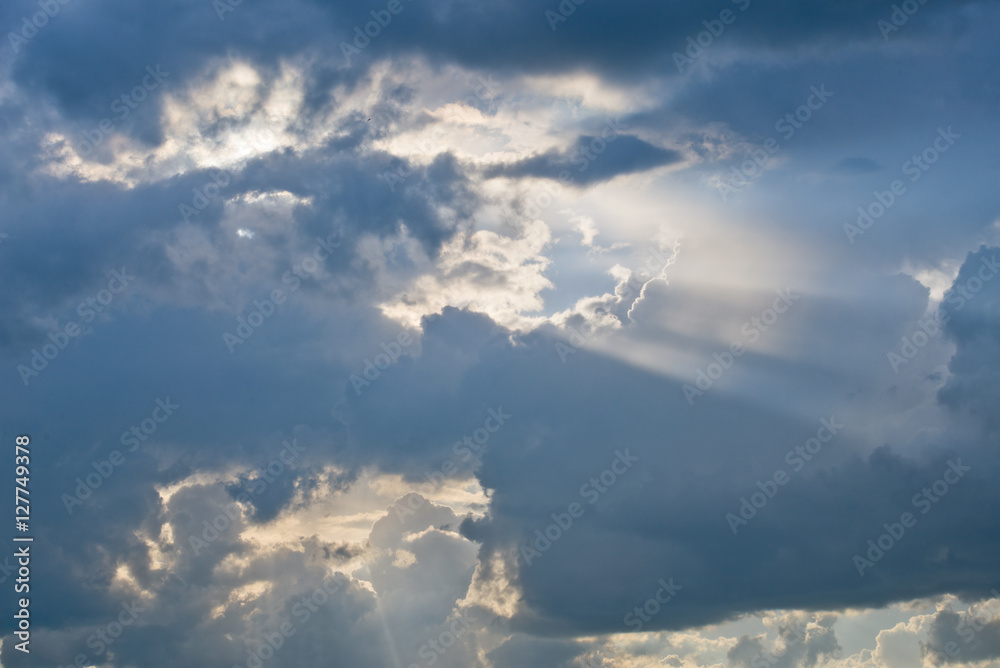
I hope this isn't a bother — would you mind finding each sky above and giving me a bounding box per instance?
[1,0,1000,667]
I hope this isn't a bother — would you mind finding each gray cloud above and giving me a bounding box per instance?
[2,1,1000,666]
[484,134,684,186]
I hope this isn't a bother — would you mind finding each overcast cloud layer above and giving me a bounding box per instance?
[2,1,1000,667]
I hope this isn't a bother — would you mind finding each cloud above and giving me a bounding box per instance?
[923,597,1000,664]
[3,1,1000,667]
[483,133,684,186]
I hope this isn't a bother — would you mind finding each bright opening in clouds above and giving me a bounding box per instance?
[2,1,1000,667]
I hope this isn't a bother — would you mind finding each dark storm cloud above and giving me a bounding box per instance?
[3,0,986,138]
[316,0,982,80]
[11,268,987,648]
[938,246,1000,431]
[0,135,476,351]
[340,295,1000,636]
[226,467,307,524]
[1,0,1000,665]
[3,0,339,129]
[483,134,684,186]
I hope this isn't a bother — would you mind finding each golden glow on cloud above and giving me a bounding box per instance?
[379,219,554,331]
